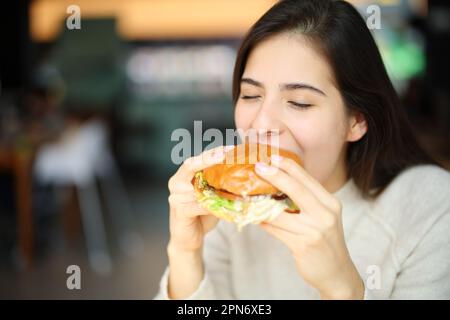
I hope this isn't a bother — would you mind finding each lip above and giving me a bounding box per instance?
[238,130,304,161]
[240,129,277,145]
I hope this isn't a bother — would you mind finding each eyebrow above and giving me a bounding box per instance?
[241,77,326,96]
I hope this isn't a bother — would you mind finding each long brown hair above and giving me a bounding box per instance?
[232,0,434,198]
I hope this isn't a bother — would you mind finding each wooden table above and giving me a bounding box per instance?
[0,147,34,269]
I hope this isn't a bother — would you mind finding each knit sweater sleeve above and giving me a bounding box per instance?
[389,210,450,299]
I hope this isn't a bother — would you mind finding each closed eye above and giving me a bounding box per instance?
[288,101,313,109]
[241,95,260,100]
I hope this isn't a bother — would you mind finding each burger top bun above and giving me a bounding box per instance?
[202,143,302,196]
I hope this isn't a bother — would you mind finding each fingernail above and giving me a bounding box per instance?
[224,145,235,152]
[270,154,282,164]
[255,162,270,173]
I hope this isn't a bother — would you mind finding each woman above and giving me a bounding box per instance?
[155,0,450,299]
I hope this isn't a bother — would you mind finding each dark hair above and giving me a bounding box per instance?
[232,0,434,198]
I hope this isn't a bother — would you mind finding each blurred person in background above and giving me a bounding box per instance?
[25,64,66,148]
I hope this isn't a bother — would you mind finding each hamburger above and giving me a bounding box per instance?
[192,143,301,230]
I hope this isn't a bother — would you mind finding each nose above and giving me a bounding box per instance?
[249,98,284,145]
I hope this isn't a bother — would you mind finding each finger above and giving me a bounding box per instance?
[260,223,300,252]
[255,162,324,214]
[200,214,219,231]
[168,192,196,204]
[171,200,211,219]
[270,155,338,211]
[169,193,212,217]
[180,145,234,178]
[169,145,234,191]
[264,212,316,234]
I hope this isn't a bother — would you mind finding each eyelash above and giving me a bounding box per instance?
[240,95,312,109]
[287,101,313,109]
[241,95,260,100]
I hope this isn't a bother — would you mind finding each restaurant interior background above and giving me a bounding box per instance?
[0,0,449,298]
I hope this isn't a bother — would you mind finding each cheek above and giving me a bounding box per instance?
[291,114,347,147]
[285,110,344,144]
[284,110,348,182]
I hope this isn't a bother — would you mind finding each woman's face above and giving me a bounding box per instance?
[234,33,365,191]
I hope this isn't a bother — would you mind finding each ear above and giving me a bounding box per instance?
[346,112,367,142]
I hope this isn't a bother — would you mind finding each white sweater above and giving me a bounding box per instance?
[155,165,450,299]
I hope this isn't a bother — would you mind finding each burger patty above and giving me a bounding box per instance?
[213,187,288,201]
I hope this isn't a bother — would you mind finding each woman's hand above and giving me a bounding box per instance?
[167,145,233,299]
[255,155,364,300]
[168,145,233,253]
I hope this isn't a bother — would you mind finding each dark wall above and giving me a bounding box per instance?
[0,0,31,90]
[427,0,450,129]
